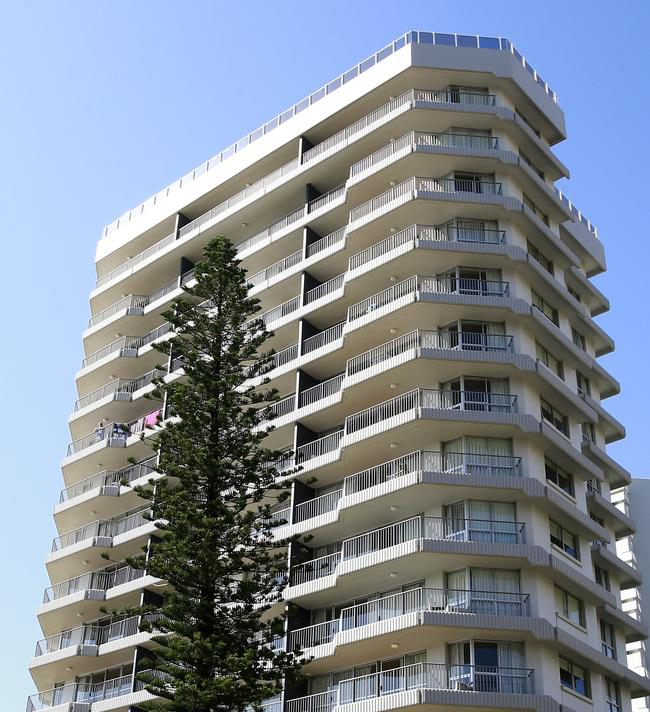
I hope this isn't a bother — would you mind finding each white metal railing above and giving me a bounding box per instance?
[336,662,534,703]
[301,322,345,355]
[42,563,145,604]
[350,131,498,177]
[305,227,346,258]
[304,274,345,304]
[179,159,301,242]
[299,375,344,407]
[96,233,175,287]
[293,490,343,524]
[290,516,525,585]
[295,431,344,464]
[414,87,497,106]
[348,223,505,272]
[51,508,151,553]
[257,295,301,327]
[347,276,417,321]
[239,206,306,254]
[269,343,299,370]
[288,587,529,650]
[349,176,502,224]
[347,275,509,323]
[266,394,296,419]
[59,456,157,503]
[308,184,346,213]
[344,388,516,435]
[349,178,415,223]
[343,450,521,496]
[34,615,142,657]
[88,294,148,328]
[346,329,512,377]
[248,250,302,287]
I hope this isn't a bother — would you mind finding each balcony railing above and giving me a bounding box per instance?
[413,87,497,106]
[289,450,519,526]
[346,329,512,379]
[295,430,344,465]
[51,508,151,553]
[59,455,157,503]
[293,490,343,524]
[304,274,345,304]
[248,250,302,287]
[301,322,345,355]
[347,275,509,323]
[26,669,159,711]
[43,563,144,604]
[66,408,163,456]
[349,223,505,273]
[34,615,144,657]
[284,661,533,712]
[298,375,344,408]
[88,294,149,328]
[344,388,517,437]
[81,325,172,369]
[96,230,175,287]
[290,515,525,585]
[288,587,529,650]
[305,227,346,258]
[349,176,502,225]
[258,295,301,327]
[350,131,499,177]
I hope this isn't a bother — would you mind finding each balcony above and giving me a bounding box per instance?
[65,407,163,457]
[58,456,157,505]
[347,274,509,324]
[348,223,505,274]
[349,131,500,181]
[288,587,530,651]
[42,564,144,605]
[290,515,526,586]
[26,669,159,711]
[50,508,151,555]
[284,661,534,712]
[280,450,521,529]
[348,177,503,230]
[344,388,517,438]
[33,615,146,658]
[80,323,173,370]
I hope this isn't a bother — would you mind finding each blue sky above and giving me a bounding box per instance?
[2,0,649,704]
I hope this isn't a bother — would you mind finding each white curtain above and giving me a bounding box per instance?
[497,641,524,668]
[484,268,503,295]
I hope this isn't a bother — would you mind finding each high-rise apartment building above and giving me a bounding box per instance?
[26,30,650,712]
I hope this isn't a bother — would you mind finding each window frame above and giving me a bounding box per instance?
[554,585,585,627]
[559,656,591,698]
[532,289,559,326]
[550,519,580,560]
[540,397,569,436]
[545,457,574,496]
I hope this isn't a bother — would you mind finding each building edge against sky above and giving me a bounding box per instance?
[26,30,650,712]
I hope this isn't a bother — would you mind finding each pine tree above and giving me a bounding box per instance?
[124,235,303,712]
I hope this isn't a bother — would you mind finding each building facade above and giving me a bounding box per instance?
[27,30,650,712]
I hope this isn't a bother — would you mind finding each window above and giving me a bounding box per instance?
[541,397,569,436]
[554,586,585,627]
[605,677,621,712]
[559,656,590,698]
[453,171,497,194]
[576,372,591,397]
[571,326,586,351]
[520,151,545,180]
[595,564,610,591]
[523,193,549,226]
[601,621,617,659]
[582,422,595,443]
[516,108,541,137]
[536,341,563,379]
[550,520,580,559]
[567,285,582,303]
[532,290,559,325]
[545,457,574,496]
[527,240,553,274]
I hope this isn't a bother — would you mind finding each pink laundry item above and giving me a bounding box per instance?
[145,410,160,427]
